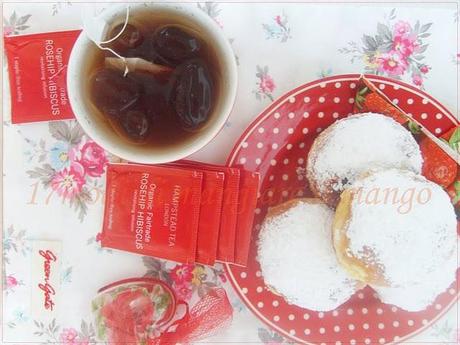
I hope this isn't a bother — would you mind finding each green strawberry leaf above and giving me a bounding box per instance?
[454,181,460,191]
[451,181,460,204]
[355,95,365,110]
[448,128,460,150]
[408,121,421,135]
[358,86,369,96]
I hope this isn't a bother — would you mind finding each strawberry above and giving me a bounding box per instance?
[420,136,458,188]
[442,126,460,222]
[354,86,407,124]
[364,93,408,124]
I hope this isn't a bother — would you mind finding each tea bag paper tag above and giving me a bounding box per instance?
[30,240,62,323]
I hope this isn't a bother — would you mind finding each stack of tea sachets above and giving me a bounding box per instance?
[100,161,259,267]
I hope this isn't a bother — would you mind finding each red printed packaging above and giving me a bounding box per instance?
[234,170,260,266]
[171,161,239,263]
[4,30,80,123]
[214,167,239,262]
[161,162,225,266]
[101,164,203,263]
[174,161,240,263]
[193,170,224,265]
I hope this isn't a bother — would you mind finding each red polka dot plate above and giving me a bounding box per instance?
[224,74,459,345]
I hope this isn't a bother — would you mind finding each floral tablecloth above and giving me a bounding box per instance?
[2,1,459,344]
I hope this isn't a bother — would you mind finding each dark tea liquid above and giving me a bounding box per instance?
[87,11,221,148]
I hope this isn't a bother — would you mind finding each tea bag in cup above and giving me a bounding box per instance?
[82,4,171,77]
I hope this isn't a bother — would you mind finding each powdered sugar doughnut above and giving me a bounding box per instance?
[306,113,423,208]
[333,169,457,291]
[373,253,458,312]
[257,198,360,311]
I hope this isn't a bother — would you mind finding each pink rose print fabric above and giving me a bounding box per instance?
[51,163,86,199]
[339,9,433,88]
[4,275,23,294]
[3,11,31,36]
[60,328,79,345]
[75,142,108,178]
[253,65,276,101]
[143,257,227,299]
[262,12,291,42]
[33,320,95,344]
[26,122,108,221]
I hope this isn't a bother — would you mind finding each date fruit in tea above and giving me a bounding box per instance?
[152,26,201,66]
[172,59,213,130]
[118,110,151,141]
[88,19,218,146]
[110,23,143,51]
[91,68,142,118]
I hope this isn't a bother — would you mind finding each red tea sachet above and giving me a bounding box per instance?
[173,160,240,263]
[191,170,224,266]
[101,163,203,263]
[234,170,260,266]
[161,162,225,266]
[213,167,240,263]
[4,30,80,123]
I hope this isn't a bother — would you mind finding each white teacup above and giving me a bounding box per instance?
[67,3,237,164]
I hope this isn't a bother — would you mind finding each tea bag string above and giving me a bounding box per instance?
[100,5,130,76]
[99,5,130,45]
[84,5,131,76]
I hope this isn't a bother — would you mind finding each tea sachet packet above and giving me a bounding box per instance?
[101,163,203,263]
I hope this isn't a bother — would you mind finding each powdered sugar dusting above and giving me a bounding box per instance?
[257,200,359,311]
[347,169,457,290]
[374,251,458,311]
[307,113,423,197]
